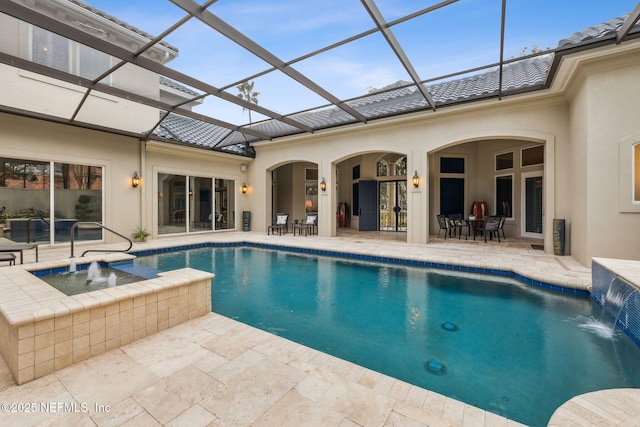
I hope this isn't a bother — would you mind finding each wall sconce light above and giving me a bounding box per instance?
[240,164,247,172]
[241,183,248,194]
[188,190,193,197]
[320,177,327,192]
[412,171,420,188]
[132,172,140,188]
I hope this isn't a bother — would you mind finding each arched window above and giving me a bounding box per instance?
[377,154,406,177]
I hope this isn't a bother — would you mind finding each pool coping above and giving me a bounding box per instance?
[0,252,213,384]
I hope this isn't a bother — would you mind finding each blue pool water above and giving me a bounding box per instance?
[135,247,640,426]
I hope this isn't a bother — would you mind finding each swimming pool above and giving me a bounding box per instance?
[134,246,640,426]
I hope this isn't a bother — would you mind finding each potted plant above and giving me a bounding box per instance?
[131,225,150,242]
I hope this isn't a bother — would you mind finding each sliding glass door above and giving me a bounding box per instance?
[158,173,235,235]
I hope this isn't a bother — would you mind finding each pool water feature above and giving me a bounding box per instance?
[134,247,640,427]
[34,261,152,296]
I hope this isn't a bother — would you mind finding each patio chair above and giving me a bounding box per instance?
[447,214,469,240]
[497,215,506,239]
[437,214,451,239]
[268,213,289,235]
[482,216,501,242]
[304,214,318,235]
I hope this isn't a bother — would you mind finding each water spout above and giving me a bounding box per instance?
[86,261,103,284]
[107,272,116,287]
[602,277,637,334]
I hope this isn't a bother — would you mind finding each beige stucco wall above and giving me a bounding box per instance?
[251,95,564,250]
[0,113,140,245]
[143,142,250,238]
[565,49,640,264]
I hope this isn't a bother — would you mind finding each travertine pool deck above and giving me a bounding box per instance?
[0,231,636,426]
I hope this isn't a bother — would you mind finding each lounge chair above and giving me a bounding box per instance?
[268,213,289,235]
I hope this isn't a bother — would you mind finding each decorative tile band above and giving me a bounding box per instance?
[592,260,640,347]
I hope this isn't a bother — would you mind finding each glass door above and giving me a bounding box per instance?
[379,180,407,232]
[521,171,543,238]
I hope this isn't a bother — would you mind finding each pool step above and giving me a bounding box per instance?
[109,263,162,280]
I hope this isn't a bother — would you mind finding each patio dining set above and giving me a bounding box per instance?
[437,214,506,242]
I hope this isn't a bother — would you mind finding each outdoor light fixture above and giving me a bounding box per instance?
[240,164,247,172]
[320,177,327,192]
[412,171,420,188]
[132,172,140,188]
[241,183,248,194]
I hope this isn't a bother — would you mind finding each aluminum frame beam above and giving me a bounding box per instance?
[169,0,369,123]
[0,0,313,136]
[360,0,437,111]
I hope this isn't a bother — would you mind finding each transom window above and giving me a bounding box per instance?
[521,146,544,167]
[377,154,406,177]
[496,152,514,170]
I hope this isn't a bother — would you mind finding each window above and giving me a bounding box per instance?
[495,152,513,170]
[377,154,406,177]
[440,157,465,174]
[352,165,360,180]
[521,146,544,166]
[495,174,513,218]
[0,157,103,244]
[305,168,318,213]
[618,134,640,212]
[32,26,111,82]
[32,27,70,73]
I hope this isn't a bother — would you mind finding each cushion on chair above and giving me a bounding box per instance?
[306,215,317,225]
[276,215,288,225]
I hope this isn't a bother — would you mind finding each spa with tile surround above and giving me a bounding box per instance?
[0,254,212,385]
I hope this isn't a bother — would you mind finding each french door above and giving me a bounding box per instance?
[521,171,543,238]
[379,180,407,232]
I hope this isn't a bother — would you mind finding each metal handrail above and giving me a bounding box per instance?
[26,217,50,243]
[70,222,133,258]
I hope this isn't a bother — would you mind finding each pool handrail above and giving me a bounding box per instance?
[70,222,132,258]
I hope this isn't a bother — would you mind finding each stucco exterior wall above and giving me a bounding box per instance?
[0,113,140,245]
[252,95,565,249]
[576,54,640,263]
[143,142,249,237]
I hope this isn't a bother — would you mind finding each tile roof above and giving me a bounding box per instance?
[152,113,252,156]
[558,14,639,47]
[151,14,637,157]
[159,76,201,98]
[68,0,178,53]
